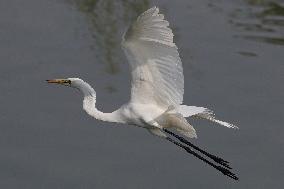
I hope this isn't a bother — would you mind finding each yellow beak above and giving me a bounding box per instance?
[46,79,70,84]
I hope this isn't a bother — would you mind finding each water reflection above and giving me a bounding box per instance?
[237,51,258,57]
[230,0,284,46]
[73,0,149,74]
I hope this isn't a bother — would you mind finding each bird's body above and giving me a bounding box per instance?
[47,7,238,180]
[76,77,193,137]
[76,77,197,138]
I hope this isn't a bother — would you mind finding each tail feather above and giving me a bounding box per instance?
[197,113,239,129]
[177,105,238,129]
[177,105,210,117]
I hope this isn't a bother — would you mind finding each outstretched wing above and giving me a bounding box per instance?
[122,7,184,109]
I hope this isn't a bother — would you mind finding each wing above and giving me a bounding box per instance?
[122,7,184,109]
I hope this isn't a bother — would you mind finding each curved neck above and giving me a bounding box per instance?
[76,80,123,123]
[83,95,123,123]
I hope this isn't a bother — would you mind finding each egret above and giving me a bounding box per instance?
[47,7,238,180]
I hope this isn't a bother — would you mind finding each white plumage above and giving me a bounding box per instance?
[122,7,183,109]
[47,6,239,180]
[121,7,237,137]
[48,6,237,138]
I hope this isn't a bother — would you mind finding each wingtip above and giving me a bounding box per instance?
[154,6,159,12]
[224,122,239,130]
[152,6,158,10]
[147,6,159,15]
[231,125,239,130]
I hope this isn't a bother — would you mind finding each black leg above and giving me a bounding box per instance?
[164,129,231,169]
[166,136,239,180]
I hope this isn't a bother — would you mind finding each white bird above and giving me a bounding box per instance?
[47,7,238,180]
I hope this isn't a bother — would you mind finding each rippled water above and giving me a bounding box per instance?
[0,0,283,188]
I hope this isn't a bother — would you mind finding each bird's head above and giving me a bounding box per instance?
[46,78,95,96]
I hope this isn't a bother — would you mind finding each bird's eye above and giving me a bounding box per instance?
[63,80,70,84]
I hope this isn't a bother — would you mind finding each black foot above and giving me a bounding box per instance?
[163,129,231,169]
[166,137,239,180]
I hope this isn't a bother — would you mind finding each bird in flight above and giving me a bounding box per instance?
[47,7,238,180]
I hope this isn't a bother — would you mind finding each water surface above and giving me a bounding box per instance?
[0,0,283,188]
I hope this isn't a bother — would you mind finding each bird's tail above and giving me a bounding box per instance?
[177,105,238,129]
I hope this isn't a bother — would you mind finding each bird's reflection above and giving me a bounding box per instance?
[230,0,284,46]
[74,0,149,74]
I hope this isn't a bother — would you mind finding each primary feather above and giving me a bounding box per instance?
[122,7,184,110]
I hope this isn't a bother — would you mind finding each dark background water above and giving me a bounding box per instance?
[0,0,283,188]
